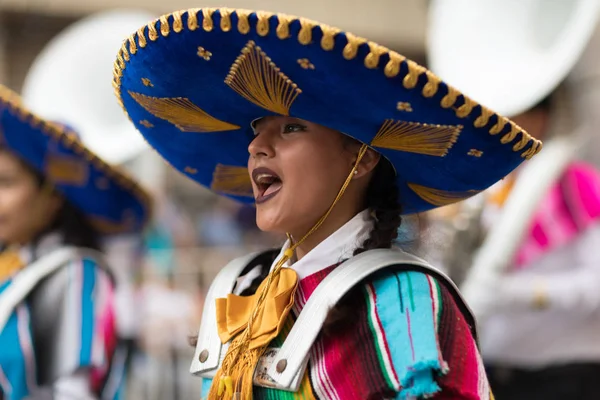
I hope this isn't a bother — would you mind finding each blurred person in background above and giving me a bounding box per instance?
[19,11,161,400]
[115,8,542,399]
[427,1,600,398]
[100,234,146,399]
[0,85,150,400]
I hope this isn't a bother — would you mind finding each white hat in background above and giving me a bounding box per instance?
[427,0,600,117]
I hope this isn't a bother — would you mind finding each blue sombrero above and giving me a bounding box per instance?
[113,8,542,214]
[0,85,150,234]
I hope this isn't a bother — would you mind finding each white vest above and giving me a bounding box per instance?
[190,248,476,392]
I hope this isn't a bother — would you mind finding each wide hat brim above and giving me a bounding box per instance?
[113,8,542,215]
[0,85,151,235]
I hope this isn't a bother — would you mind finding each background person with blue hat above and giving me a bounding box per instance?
[114,8,541,399]
[0,84,150,400]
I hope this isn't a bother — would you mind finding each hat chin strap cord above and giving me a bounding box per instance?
[215,144,369,398]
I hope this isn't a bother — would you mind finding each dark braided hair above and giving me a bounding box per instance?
[322,156,402,334]
[353,156,401,256]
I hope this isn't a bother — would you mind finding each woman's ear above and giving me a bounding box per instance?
[354,148,380,179]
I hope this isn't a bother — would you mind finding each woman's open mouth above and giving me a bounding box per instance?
[252,167,282,204]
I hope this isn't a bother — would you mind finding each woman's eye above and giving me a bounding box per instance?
[282,123,306,134]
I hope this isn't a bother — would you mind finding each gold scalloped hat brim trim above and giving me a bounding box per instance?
[113,8,542,214]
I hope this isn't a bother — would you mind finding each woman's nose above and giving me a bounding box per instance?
[248,129,276,159]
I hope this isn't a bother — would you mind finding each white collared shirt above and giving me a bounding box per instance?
[236,210,373,293]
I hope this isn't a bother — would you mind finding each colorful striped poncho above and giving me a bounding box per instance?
[0,254,117,400]
[201,264,492,399]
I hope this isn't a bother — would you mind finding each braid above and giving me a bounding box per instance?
[323,157,402,336]
[353,157,402,255]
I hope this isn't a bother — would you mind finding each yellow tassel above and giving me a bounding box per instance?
[223,376,233,396]
[217,377,225,396]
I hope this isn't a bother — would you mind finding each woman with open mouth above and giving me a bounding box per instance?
[0,85,150,400]
[114,8,542,399]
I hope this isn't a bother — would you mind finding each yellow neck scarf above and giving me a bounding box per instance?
[216,268,299,348]
[209,145,369,400]
[0,250,24,283]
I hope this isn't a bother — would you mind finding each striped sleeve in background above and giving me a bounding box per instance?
[61,257,117,393]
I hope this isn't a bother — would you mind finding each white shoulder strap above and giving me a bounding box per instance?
[266,248,472,390]
[190,251,267,376]
[0,246,106,332]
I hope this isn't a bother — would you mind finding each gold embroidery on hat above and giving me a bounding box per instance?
[128,36,138,55]
[298,18,315,45]
[187,9,199,31]
[276,14,292,39]
[225,40,301,115]
[441,88,458,109]
[320,26,340,51]
[120,42,130,62]
[468,149,483,157]
[202,9,215,32]
[422,72,439,98]
[382,55,400,79]
[371,119,461,157]
[197,46,212,60]
[220,9,233,31]
[522,140,542,159]
[136,26,147,48]
[256,11,270,36]
[408,183,479,207]
[46,154,89,186]
[148,21,159,41]
[140,120,154,128]
[365,42,387,69]
[210,164,254,197]
[236,9,251,34]
[489,120,505,135]
[474,107,493,128]
[396,102,413,112]
[172,11,184,33]
[129,92,240,132]
[160,15,170,37]
[501,124,520,144]
[116,51,126,71]
[185,166,198,174]
[297,58,315,70]
[456,98,476,118]
[403,61,424,89]
[343,33,367,60]
[141,78,153,87]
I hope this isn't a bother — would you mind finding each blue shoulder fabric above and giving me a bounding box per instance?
[369,270,447,399]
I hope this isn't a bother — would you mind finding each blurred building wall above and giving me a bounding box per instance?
[0,0,427,55]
